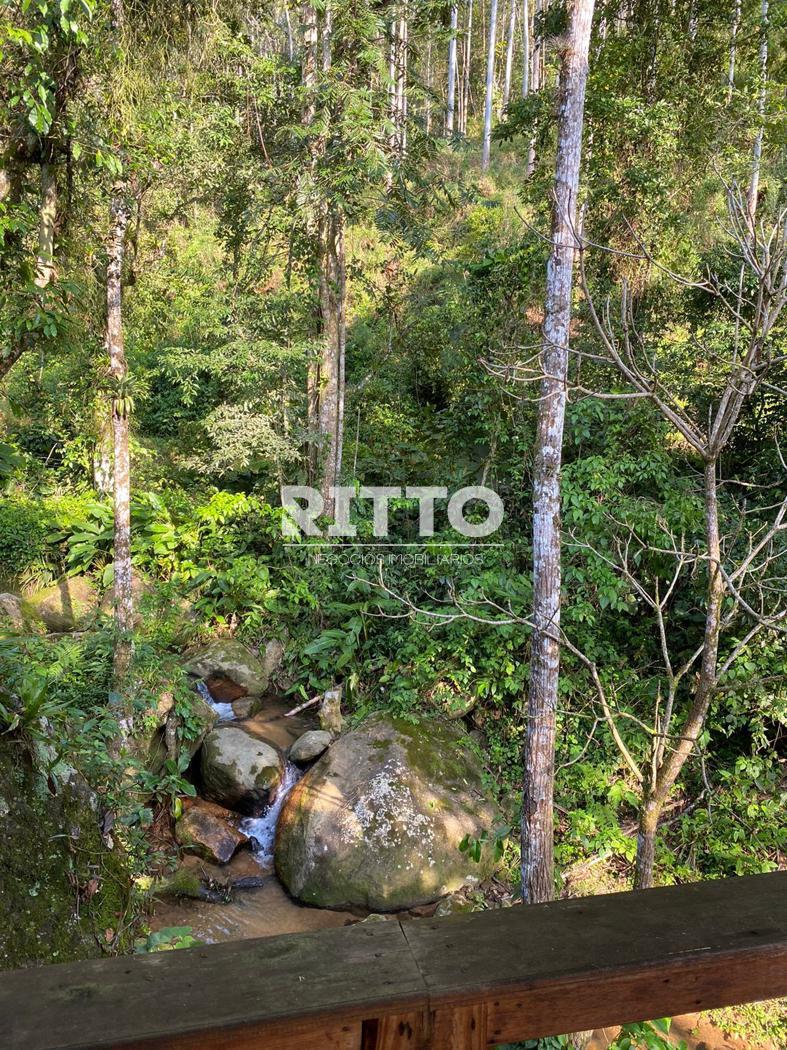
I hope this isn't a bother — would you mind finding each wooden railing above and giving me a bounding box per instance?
[2,872,786,1049]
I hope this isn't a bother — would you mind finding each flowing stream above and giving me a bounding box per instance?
[241,760,303,867]
[151,686,358,942]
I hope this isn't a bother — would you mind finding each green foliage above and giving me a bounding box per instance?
[610,1019,685,1050]
[134,926,201,953]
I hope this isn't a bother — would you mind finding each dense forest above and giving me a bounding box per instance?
[0,0,785,1044]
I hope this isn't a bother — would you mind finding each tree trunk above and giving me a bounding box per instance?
[425,33,433,135]
[525,0,542,174]
[522,0,595,906]
[106,194,133,684]
[481,0,498,169]
[634,794,660,890]
[502,0,516,112]
[746,0,768,233]
[461,0,474,133]
[34,162,58,289]
[521,0,530,97]
[302,0,320,480]
[726,0,740,101]
[446,4,458,133]
[1,161,58,380]
[317,208,346,516]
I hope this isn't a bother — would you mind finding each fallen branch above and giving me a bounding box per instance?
[283,694,321,718]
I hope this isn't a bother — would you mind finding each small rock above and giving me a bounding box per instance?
[434,892,475,918]
[200,724,284,814]
[289,730,332,765]
[232,696,264,719]
[184,639,268,697]
[262,638,285,681]
[319,686,343,735]
[175,799,249,865]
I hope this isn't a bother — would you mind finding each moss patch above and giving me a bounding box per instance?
[0,741,134,970]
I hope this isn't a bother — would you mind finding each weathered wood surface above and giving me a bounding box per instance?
[1,873,785,1049]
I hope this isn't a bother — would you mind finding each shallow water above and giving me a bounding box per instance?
[152,689,343,942]
[195,678,235,721]
[151,874,357,943]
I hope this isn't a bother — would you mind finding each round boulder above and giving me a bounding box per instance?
[288,730,332,765]
[200,724,283,814]
[24,575,97,632]
[184,639,268,697]
[275,713,499,911]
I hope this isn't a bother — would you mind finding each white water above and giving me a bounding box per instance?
[241,761,303,868]
[195,678,236,721]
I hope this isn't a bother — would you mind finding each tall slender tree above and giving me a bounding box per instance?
[106,191,133,682]
[502,0,517,112]
[746,0,768,233]
[481,0,498,169]
[521,0,530,97]
[446,3,459,133]
[522,0,595,905]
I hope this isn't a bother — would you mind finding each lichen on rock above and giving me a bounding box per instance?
[275,712,500,911]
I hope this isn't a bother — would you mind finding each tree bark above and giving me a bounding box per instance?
[34,162,58,289]
[746,0,768,234]
[521,0,530,97]
[481,0,498,169]
[522,0,595,906]
[634,776,660,889]
[460,0,474,133]
[446,4,458,133]
[106,194,133,683]
[502,0,517,112]
[526,0,543,173]
[302,0,320,481]
[316,209,345,515]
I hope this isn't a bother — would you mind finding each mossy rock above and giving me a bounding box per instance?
[184,640,268,697]
[275,712,500,912]
[23,575,98,632]
[0,742,133,970]
[200,725,284,815]
[136,687,217,777]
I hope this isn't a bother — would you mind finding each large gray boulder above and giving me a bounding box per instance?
[200,724,284,814]
[23,575,98,632]
[275,713,499,911]
[184,639,268,697]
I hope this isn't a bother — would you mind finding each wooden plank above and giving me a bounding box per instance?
[1,873,785,1049]
[361,1005,487,1049]
[429,1004,487,1049]
[362,1010,430,1049]
[2,920,427,1050]
[402,872,787,1045]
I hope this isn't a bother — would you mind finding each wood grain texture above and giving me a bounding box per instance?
[1,873,785,1049]
[1,920,426,1050]
[403,872,787,1043]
